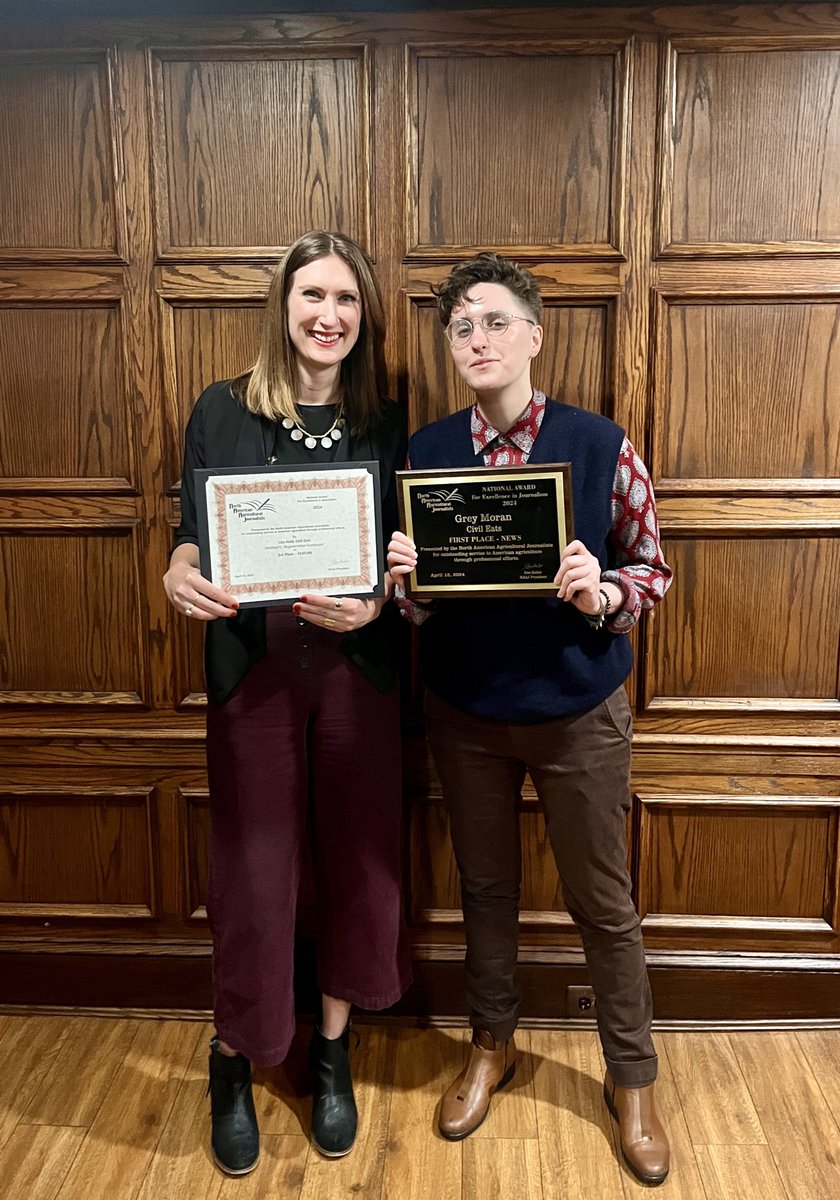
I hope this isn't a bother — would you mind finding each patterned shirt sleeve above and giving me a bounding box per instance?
[602,438,672,633]
[394,580,433,625]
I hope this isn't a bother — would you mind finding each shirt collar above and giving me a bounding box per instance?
[471,389,546,456]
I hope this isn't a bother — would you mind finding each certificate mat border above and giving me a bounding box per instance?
[194,460,384,607]
[396,463,574,600]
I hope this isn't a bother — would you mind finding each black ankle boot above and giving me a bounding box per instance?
[309,1023,358,1157]
[208,1037,260,1175]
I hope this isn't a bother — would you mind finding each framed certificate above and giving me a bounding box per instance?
[195,462,384,607]
[396,463,573,599]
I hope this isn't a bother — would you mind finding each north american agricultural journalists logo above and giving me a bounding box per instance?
[415,488,465,513]
[230,497,277,522]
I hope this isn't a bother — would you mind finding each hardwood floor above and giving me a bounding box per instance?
[0,1015,838,1199]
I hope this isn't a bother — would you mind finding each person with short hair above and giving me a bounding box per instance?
[165,231,410,1173]
[389,252,672,1186]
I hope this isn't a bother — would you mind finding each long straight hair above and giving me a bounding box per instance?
[232,231,388,434]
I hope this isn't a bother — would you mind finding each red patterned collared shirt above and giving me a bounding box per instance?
[471,390,671,631]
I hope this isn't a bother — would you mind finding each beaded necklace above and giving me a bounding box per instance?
[281,400,346,450]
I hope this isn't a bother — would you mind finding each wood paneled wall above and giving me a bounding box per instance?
[1,3,839,1022]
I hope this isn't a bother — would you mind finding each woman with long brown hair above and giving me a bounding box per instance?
[164,231,409,1173]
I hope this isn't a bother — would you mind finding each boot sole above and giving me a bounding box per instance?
[211,1147,260,1176]
[311,1136,356,1158]
[439,1060,517,1141]
[603,1082,669,1188]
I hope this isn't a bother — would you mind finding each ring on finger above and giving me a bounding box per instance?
[335,597,343,609]
[324,617,336,628]
[185,605,193,617]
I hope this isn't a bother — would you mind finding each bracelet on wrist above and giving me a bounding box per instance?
[582,587,612,631]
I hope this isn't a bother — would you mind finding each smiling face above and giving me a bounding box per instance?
[447,282,543,401]
[286,253,362,376]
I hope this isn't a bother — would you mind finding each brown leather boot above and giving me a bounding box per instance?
[604,1072,670,1186]
[438,1029,516,1140]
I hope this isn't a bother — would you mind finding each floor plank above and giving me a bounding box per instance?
[662,1031,765,1146]
[253,1023,312,1137]
[0,1124,86,1200]
[22,1017,140,1128]
[54,1020,204,1200]
[0,1017,71,1152]
[731,1032,840,1200]
[530,1029,625,1200]
[381,1026,462,1200]
[693,1144,787,1200]
[463,1137,543,1200]
[795,1029,840,1121]
[135,1022,221,1200]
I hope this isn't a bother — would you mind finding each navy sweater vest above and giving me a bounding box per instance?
[408,399,634,722]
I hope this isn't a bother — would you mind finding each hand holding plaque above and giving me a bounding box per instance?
[396,463,573,600]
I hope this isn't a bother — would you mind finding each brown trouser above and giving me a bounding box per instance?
[425,686,657,1088]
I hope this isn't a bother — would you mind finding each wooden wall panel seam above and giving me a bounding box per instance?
[1,728,838,750]
[0,903,153,918]
[3,939,837,970]
[641,914,834,934]
[0,480,137,496]
[156,266,275,297]
[180,787,208,922]
[417,907,577,929]
[7,5,840,47]
[0,518,141,529]
[654,260,840,293]
[636,793,840,808]
[645,699,840,715]
[656,486,840,505]
[0,692,144,705]
[655,518,840,535]
[0,268,125,299]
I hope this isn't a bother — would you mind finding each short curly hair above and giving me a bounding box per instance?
[433,252,543,327]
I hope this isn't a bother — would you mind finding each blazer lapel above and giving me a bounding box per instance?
[231,408,271,467]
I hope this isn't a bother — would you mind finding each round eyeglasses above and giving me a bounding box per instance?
[444,310,537,348]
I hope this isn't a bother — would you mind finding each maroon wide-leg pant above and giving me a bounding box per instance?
[205,609,410,1066]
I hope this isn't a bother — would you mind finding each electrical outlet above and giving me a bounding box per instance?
[565,985,597,1017]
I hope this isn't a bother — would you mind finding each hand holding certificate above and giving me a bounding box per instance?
[195,462,385,607]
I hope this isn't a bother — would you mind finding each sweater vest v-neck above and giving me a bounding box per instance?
[408,399,633,722]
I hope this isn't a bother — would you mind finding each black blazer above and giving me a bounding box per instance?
[174,380,408,705]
